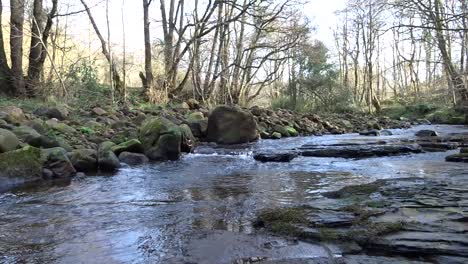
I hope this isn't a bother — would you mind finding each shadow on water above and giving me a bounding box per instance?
[0,125,467,263]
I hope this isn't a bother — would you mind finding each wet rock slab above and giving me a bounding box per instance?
[254,152,298,162]
[255,177,468,261]
[299,143,422,158]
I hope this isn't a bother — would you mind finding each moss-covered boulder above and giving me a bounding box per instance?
[206,105,258,144]
[186,112,205,122]
[0,128,20,153]
[0,146,43,191]
[111,139,144,155]
[139,117,182,161]
[41,147,76,179]
[69,149,98,172]
[0,106,25,124]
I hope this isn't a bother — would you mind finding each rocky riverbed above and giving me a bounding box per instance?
[0,122,467,263]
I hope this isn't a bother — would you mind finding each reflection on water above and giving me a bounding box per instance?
[0,125,467,263]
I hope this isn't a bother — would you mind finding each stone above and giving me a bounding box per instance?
[460,148,468,154]
[286,126,299,137]
[253,152,298,162]
[41,147,76,179]
[0,106,25,123]
[271,132,282,139]
[98,150,120,172]
[0,128,20,153]
[33,106,68,120]
[24,119,47,134]
[46,119,76,135]
[118,152,149,166]
[359,130,380,136]
[12,126,41,141]
[186,99,200,110]
[69,149,98,172]
[188,118,208,138]
[27,135,61,149]
[179,124,196,153]
[0,146,43,191]
[300,144,422,159]
[92,107,107,116]
[187,112,205,121]
[139,117,182,161]
[416,129,439,137]
[380,130,393,136]
[111,139,144,155]
[445,153,468,163]
[206,105,258,144]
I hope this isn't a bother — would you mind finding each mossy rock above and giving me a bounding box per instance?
[46,120,76,135]
[186,112,205,122]
[69,149,98,172]
[273,125,290,137]
[271,132,282,139]
[12,126,41,141]
[0,146,43,191]
[179,124,196,153]
[99,141,116,153]
[285,126,299,137]
[139,117,182,161]
[0,128,20,153]
[41,147,76,179]
[111,139,144,155]
[206,105,258,144]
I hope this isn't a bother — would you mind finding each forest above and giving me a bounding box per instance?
[0,0,465,123]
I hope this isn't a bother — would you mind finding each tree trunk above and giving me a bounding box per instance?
[10,0,26,95]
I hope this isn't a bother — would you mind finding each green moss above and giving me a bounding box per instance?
[324,181,383,199]
[318,228,341,241]
[286,126,299,137]
[79,126,95,135]
[0,146,42,178]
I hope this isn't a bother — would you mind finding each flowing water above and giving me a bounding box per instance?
[0,125,467,264]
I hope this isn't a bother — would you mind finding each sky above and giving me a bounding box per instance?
[56,0,347,54]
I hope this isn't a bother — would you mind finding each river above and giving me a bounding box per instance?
[1,125,467,264]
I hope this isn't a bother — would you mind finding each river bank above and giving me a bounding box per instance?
[0,101,416,192]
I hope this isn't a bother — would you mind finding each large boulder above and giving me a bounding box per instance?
[139,117,182,161]
[69,149,98,172]
[41,147,76,179]
[206,105,258,144]
[0,146,43,191]
[0,128,20,153]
